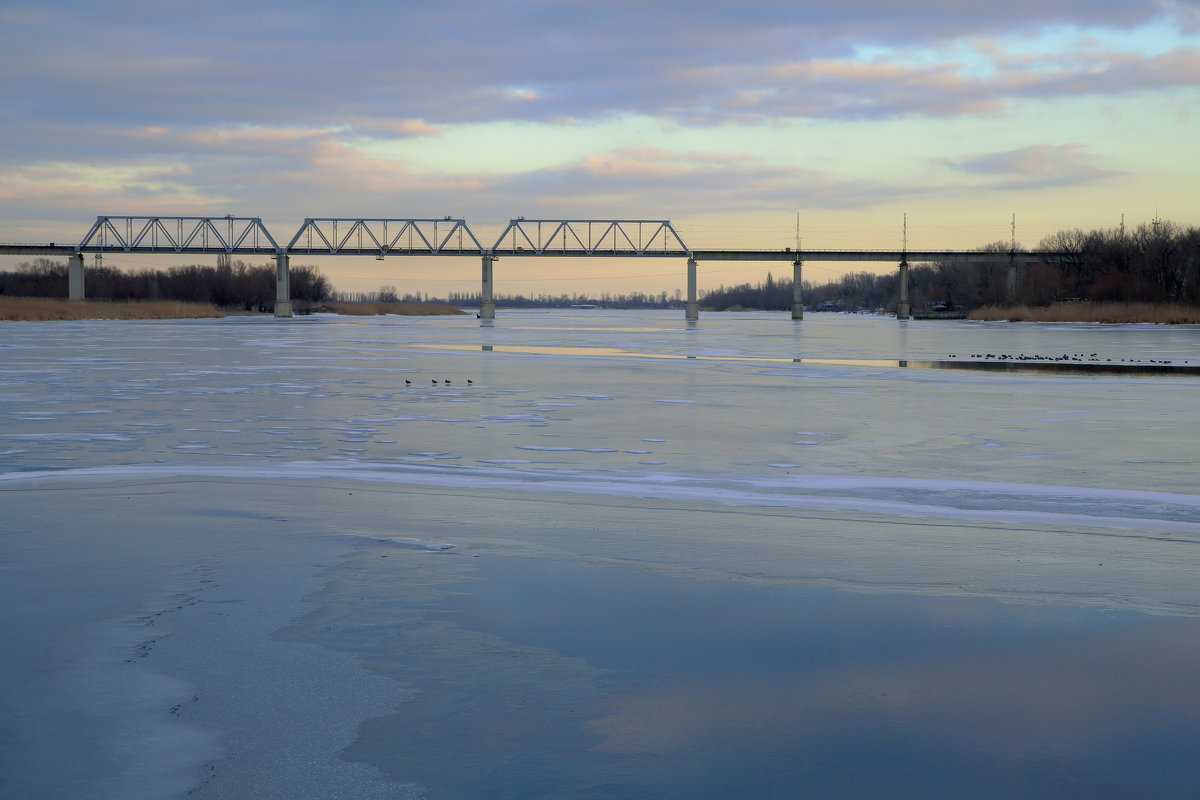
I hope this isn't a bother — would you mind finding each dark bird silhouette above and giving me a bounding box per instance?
[467,379,474,385]
[432,379,438,385]
[405,379,412,385]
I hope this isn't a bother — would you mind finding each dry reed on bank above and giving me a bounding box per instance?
[322,300,466,316]
[968,302,1200,324]
[0,296,226,321]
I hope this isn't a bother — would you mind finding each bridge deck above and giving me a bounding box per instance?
[3,244,1057,263]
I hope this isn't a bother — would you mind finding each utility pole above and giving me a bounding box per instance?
[1007,213,1018,304]
[792,212,803,320]
[897,213,910,319]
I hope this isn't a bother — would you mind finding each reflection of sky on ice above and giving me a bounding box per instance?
[414,556,1200,798]
[5,310,1200,797]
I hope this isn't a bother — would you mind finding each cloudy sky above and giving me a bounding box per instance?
[2,0,1198,294]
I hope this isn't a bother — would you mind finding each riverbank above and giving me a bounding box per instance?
[320,300,465,316]
[968,301,1200,324]
[0,297,226,321]
[0,297,469,321]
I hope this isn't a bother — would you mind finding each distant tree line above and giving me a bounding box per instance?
[1036,221,1200,304]
[702,221,1200,312]
[0,259,332,312]
[703,271,812,311]
[439,290,686,309]
[331,285,464,306]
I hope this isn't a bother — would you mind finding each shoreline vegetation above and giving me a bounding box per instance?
[967,302,1200,324]
[320,300,465,316]
[5,295,1198,324]
[0,296,465,321]
[0,297,228,321]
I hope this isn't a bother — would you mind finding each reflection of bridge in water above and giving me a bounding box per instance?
[1,216,1062,320]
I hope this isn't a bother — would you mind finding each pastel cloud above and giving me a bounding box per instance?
[666,42,1200,122]
[3,0,1196,137]
[488,146,927,218]
[941,144,1121,189]
[349,119,443,139]
[1,0,1196,253]
[676,59,1003,121]
[0,134,921,231]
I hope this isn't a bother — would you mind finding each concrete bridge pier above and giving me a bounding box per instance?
[791,258,803,319]
[68,253,85,301]
[274,253,293,318]
[896,257,911,319]
[479,254,496,319]
[685,257,699,320]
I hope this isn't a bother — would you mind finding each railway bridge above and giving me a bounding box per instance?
[1,216,1061,320]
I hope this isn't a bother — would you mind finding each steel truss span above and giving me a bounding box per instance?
[78,216,281,254]
[491,219,689,256]
[285,218,692,258]
[35,215,1065,264]
[286,218,484,256]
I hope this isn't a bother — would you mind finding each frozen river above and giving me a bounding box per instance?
[2,310,1199,798]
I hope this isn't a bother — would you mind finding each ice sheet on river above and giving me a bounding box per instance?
[4,311,1200,799]
[5,459,1199,535]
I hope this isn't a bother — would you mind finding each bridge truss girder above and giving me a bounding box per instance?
[491,219,689,256]
[285,218,484,256]
[77,216,281,254]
